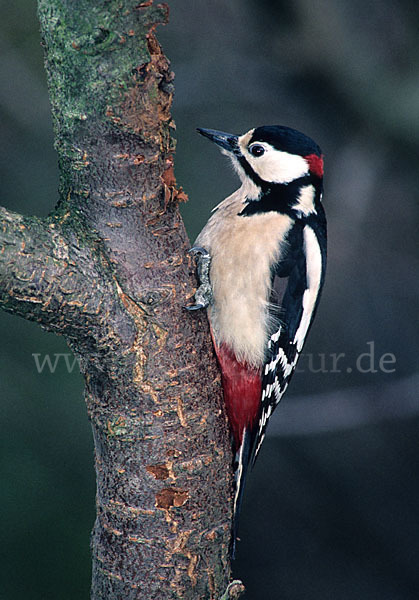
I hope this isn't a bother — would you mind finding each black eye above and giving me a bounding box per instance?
[249,144,265,157]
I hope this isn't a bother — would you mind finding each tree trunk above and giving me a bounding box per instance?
[0,1,234,598]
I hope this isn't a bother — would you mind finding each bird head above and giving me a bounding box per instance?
[197,125,323,188]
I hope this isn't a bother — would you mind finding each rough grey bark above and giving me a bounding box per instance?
[0,2,236,598]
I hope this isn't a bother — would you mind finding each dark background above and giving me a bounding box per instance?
[1,1,418,598]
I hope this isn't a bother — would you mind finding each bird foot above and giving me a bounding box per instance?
[185,246,213,310]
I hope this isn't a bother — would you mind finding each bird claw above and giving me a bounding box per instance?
[187,246,210,258]
[185,246,213,311]
[184,302,207,312]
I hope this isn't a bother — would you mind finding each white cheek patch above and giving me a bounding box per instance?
[238,132,309,185]
[248,146,309,184]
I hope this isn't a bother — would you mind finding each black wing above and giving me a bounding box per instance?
[252,213,327,462]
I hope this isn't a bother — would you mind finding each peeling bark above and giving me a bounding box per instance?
[0,1,233,598]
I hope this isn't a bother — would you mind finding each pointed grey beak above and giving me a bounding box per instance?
[197,128,239,154]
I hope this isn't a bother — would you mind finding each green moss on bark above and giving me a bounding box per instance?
[38,0,171,209]
[38,1,168,134]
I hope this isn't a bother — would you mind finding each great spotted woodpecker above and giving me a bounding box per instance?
[186,125,326,554]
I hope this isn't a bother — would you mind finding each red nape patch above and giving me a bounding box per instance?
[215,343,262,451]
[305,153,324,178]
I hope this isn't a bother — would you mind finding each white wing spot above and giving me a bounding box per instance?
[270,327,282,343]
[292,185,316,217]
[293,226,322,352]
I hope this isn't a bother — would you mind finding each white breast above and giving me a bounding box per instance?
[195,187,294,367]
